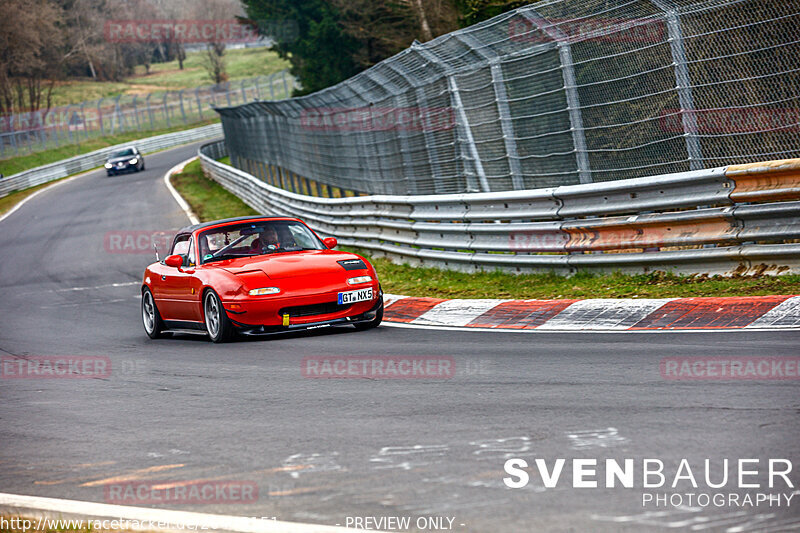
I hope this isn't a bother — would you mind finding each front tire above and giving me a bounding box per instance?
[204,289,234,343]
[142,287,165,339]
[354,296,383,331]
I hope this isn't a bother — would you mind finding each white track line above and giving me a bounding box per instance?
[0,492,372,533]
[163,157,199,224]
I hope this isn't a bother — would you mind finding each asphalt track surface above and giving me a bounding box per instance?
[1,142,799,533]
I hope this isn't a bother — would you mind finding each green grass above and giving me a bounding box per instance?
[171,159,258,222]
[169,163,800,299]
[0,118,219,177]
[349,252,800,299]
[51,48,289,106]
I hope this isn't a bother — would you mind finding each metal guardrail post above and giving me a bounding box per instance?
[650,0,703,170]
[520,8,592,184]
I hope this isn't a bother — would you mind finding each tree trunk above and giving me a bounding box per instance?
[412,0,433,42]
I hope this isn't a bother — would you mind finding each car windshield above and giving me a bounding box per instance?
[198,220,324,264]
[113,148,135,158]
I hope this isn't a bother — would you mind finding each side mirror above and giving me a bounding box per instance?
[165,254,184,268]
[323,237,337,249]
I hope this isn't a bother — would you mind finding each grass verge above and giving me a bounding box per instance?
[171,159,258,222]
[51,48,289,106]
[0,119,219,177]
[170,162,800,299]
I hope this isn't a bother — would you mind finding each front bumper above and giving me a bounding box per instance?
[107,162,137,173]
[221,283,380,331]
[230,293,382,336]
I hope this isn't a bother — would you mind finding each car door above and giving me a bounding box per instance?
[153,236,196,322]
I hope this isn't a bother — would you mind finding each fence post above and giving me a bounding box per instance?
[97,98,105,134]
[520,9,592,184]
[163,93,170,128]
[282,71,289,98]
[64,105,74,144]
[146,94,155,130]
[9,115,18,155]
[80,103,89,140]
[268,73,276,100]
[131,96,140,131]
[457,33,525,190]
[179,89,187,124]
[411,42,485,193]
[195,88,204,120]
[111,94,122,134]
[651,0,703,170]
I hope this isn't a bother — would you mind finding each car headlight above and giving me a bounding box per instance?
[128,158,138,164]
[249,287,280,296]
[104,163,112,168]
[347,275,372,285]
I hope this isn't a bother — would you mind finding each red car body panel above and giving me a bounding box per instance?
[142,216,380,333]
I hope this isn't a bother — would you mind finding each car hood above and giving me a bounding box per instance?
[107,155,137,164]
[214,250,367,279]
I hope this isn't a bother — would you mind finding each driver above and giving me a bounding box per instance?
[251,226,280,253]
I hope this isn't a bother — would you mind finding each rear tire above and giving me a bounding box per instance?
[142,287,165,339]
[204,289,234,343]
[354,296,383,331]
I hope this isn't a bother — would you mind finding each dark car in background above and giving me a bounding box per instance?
[104,146,145,176]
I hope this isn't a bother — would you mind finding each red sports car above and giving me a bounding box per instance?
[141,216,383,342]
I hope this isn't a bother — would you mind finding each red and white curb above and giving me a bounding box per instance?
[382,294,800,332]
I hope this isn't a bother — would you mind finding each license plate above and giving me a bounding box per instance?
[338,288,373,305]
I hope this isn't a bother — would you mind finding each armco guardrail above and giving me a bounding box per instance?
[0,123,222,197]
[199,140,800,275]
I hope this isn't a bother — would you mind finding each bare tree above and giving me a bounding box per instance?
[0,0,63,116]
[196,0,245,85]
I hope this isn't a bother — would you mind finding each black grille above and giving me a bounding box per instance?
[279,301,350,317]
